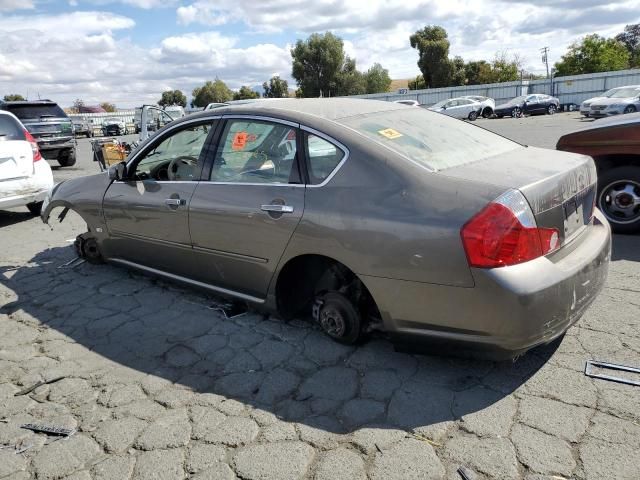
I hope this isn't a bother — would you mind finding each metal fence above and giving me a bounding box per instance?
[348,68,640,107]
[68,111,136,135]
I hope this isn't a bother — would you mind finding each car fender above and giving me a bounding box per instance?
[41,173,112,232]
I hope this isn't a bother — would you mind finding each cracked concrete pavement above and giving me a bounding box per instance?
[1,115,639,479]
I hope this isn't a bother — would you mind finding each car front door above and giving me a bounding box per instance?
[187,116,305,300]
[101,120,216,275]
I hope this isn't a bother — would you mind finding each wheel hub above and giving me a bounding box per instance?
[320,307,346,337]
[601,181,640,223]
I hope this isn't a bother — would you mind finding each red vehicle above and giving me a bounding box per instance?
[557,113,640,233]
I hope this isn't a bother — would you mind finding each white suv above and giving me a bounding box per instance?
[0,110,53,214]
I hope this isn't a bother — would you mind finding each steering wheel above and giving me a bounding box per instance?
[167,155,197,181]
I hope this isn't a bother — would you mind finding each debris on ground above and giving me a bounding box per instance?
[208,301,248,319]
[407,432,442,447]
[20,424,76,437]
[57,257,85,269]
[458,466,478,480]
[14,376,66,396]
[584,360,640,387]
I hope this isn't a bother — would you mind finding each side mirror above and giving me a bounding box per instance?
[108,162,127,181]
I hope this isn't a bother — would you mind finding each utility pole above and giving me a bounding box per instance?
[540,46,550,79]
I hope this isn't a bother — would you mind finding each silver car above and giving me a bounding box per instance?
[41,99,610,357]
[589,85,640,118]
[580,87,625,117]
[428,97,482,121]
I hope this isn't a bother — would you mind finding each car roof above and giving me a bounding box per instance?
[0,100,57,106]
[191,98,406,123]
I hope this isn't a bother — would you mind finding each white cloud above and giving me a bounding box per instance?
[0,0,35,10]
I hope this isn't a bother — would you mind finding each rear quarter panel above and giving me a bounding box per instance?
[557,123,640,157]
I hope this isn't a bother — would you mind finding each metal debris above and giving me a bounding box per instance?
[584,360,640,387]
[208,301,248,319]
[14,376,66,396]
[57,257,85,269]
[0,442,33,455]
[20,424,76,437]
[458,466,479,480]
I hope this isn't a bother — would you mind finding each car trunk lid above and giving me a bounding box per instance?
[0,140,33,181]
[440,146,597,244]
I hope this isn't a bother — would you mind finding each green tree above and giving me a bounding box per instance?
[450,56,466,86]
[191,79,233,107]
[555,34,630,76]
[464,60,492,85]
[233,86,260,101]
[489,51,521,82]
[100,102,116,112]
[364,63,391,93]
[615,23,640,67]
[409,25,453,88]
[3,94,25,101]
[291,32,345,97]
[263,76,289,98]
[335,57,367,96]
[158,89,187,107]
[408,75,426,90]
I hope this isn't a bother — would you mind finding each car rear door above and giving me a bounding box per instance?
[0,115,32,182]
[187,116,305,300]
[101,119,217,276]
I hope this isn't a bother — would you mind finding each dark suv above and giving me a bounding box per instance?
[0,100,77,166]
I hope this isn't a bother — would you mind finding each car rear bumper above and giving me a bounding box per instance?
[0,161,54,209]
[360,209,611,357]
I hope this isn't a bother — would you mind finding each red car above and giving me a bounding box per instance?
[557,113,640,233]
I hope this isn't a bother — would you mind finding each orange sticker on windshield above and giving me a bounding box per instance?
[378,128,402,139]
[232,132,248,150]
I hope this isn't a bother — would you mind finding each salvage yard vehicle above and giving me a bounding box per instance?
[0,110,53,214]
[588,85,640,118]
[0,100,77,167]
[557,112,640,233]
[102,117,127,136]
[580,86,626,117]
[427,97,482,120]
[41,98,610,357]
[494,94,560,118]
[461,95,495,118]
[72,117,93,137]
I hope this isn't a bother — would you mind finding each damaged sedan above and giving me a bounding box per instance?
[41,98,611,357]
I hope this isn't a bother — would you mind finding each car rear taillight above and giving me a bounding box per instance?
[24,130,42,162]
[461,189,559,268]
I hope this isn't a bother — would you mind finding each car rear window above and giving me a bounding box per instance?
[0,115,26,141]
[341,108,519,171]
[4,103,67,120]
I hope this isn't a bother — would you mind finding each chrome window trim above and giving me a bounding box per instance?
[300,125,350,188]
[221,114,299,128]
[126,115,223,169]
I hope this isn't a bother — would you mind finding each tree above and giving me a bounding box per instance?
[3,94,25,101]
[364,63,391,93]
[335,56,367,96]
[555,34,630,76]
[72,98,85,113]
[158,89,187,107]
[464,60,493,85]
[191,79,233,107]
[409,25,454,88]
[489,51,521,83]
[100,102,116,112]
[450,55,466,86]
[263,76,289,98]
[408,75,426,90]
[616,24,640,67]
[233,86,260,101]
[291,32,345,97]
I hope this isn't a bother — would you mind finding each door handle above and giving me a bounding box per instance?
[261,204,294,213]
[165,198,185,206]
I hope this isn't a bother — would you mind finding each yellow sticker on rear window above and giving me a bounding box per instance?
[378,128,403,139]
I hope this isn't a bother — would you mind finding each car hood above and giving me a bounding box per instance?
[591,97,635,106]
[582,96,607,105]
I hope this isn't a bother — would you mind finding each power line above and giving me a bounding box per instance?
[540,46,550,79]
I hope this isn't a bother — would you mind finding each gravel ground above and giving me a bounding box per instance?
[1,116,639,480]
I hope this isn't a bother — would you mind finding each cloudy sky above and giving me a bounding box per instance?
[0,0,638,108]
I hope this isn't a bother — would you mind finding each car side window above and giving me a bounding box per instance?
[305,133,345,185]
[132,123,211,181]
[210,119,299,184]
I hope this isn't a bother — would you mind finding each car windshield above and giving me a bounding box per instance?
[341,108,519,171]
[4,103,66,120]
[609,88,640,98]
[0,115,26,140]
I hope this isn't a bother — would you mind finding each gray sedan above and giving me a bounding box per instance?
[42,98,610,357]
